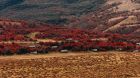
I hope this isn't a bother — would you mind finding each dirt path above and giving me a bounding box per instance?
[0,51,139,60]
[0,52,90,60]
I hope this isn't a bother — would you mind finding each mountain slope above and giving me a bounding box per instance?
[0,0,140,36]
[68,0,140,36]
[0,0,24,10]
[0,0,105,24]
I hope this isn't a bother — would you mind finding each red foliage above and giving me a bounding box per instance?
[14,35,25,41]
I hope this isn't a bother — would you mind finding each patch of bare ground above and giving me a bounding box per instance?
[0,52,140,78]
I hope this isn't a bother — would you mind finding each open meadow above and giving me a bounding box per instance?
[0,52,140,78]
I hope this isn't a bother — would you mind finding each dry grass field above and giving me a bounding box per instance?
[0,52,140,78]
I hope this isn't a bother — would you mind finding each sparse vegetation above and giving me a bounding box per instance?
[0,52,140,78]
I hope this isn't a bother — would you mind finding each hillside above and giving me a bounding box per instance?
[0,0,140,36]
[0,0,105,24]
[68,0,140,36]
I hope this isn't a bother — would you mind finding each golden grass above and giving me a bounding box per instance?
[0,52,140,78]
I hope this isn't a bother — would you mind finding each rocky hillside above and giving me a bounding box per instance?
[68,0,140,36]
[0,0,140,36]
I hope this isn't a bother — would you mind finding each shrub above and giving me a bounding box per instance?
[17,48,29,54]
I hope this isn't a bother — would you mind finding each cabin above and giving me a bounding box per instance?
[136,43,140,50]
[136,43,140,46]
[91,38,109,42]
[60,49,69,53]
[91,49,98,52]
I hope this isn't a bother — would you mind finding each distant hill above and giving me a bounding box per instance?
[0,0,105,24]
[0,0,140,36]
[67,0,140,36]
